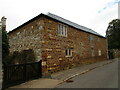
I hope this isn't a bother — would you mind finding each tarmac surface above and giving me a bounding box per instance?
[7,58,118,89]
[55,59,118,88]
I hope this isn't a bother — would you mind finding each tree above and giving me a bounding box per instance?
[2,29,9,61]
[106,19,120,50]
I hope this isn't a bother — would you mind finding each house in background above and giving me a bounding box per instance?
[8,13,107,76]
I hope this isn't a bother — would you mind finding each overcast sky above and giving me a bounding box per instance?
[0,0,119,36]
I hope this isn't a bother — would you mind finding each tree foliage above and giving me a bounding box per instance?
[106,19,120,50]
[2,29,9,60]
[7,49,36,65]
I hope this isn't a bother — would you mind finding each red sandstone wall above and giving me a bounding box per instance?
[9,16,107,75]
[42,17,107,73]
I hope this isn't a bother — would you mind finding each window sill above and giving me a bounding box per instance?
[58,34,67,37]
[65,56,72,58]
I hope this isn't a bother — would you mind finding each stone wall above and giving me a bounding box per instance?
[9,16,45,63]
[9,15,107,75]
[41,17,107,74]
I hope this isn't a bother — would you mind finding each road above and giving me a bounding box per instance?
[55,60,118,88]
[0,81,2,90]
[0,62,2,89]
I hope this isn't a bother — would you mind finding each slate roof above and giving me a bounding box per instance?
[9,12,104,38]
[46,13,103,37]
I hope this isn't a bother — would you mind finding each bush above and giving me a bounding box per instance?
[4,49,36,65]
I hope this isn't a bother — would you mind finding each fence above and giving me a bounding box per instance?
[2,60,42,89]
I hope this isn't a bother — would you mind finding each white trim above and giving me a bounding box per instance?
[65,49,72,57]
[58,24,67,37]
[98,49,102,56]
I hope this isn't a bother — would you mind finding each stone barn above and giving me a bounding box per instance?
[8,13,107,76]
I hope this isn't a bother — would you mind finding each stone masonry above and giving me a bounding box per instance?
[8,13,107,76]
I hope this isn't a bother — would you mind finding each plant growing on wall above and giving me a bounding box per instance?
[2,29,9,64]
[8,49,36,64]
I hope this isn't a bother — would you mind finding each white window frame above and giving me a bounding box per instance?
[58,24,67,37]
[91,48,95,57]
[98,49,102,56]
[58,24,61,34]
[65,49,72,57]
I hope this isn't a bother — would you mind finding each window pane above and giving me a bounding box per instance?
[98,49,101,56]
[65,49,72,57]
[58,24,60,34]
[62,26,64,35]
[66,49,68,56]
[62,26,65,35]
[69,49,71,56]
[70,49,72,56]
[59,24,60,34]
[65,26,67,36]
[58,24,67,36]
[91,48,94,56]
[90,35,94,41]
[60,25,62,35]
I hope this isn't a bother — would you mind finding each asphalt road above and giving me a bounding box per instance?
[0,81,2,90]
[0,62,2,90]
[56,60,118,88]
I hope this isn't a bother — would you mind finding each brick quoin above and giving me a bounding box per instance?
[8,13,107,76]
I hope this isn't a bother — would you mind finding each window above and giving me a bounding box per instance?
[90,34,94,57]
[65,49,72,57]
[90,34,94,41]
[98,49,101,56]
[98,37,100,42]
[58,24,67,36]
[91,48,95,57]
[90,34,94,47]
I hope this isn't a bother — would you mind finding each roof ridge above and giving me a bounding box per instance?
[46,12,103,37]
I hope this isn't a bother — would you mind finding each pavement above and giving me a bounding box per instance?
[8,58,118,89]
[51,58,117,81]
[9,78,62,88]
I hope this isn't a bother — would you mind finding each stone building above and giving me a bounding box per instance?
[8,13,107,75]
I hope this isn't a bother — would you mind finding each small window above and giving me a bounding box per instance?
[98,49,101,56]
[98,37,100,42]
[58,24,61,34]
[90,34,94,41]
[90,34,94,48]
[65,49,72,57]
[91,48,95,57]
[58,24,67,36]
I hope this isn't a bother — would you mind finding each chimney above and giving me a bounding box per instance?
[1,16,7,30]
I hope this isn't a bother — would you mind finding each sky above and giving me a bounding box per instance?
[0,0,119,36]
